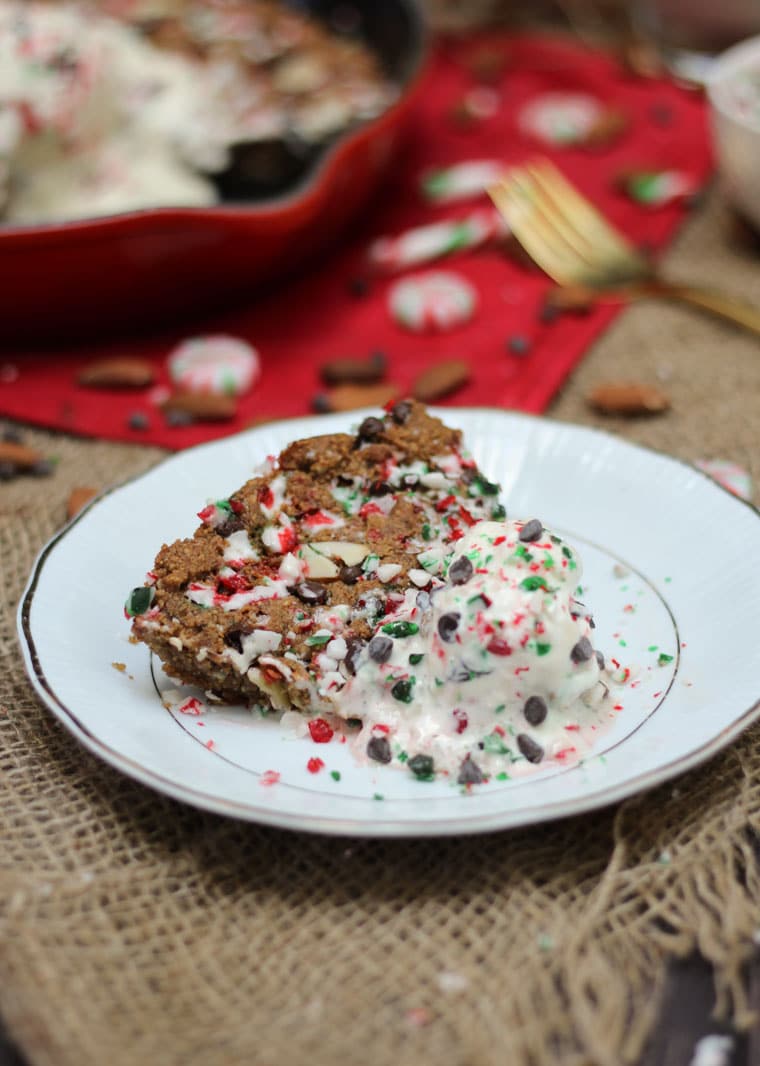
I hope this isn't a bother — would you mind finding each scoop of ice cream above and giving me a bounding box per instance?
[336,519,607,783]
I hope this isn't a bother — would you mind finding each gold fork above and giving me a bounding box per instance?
[488,159,760,336]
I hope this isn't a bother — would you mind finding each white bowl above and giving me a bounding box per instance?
[708,35,760,230]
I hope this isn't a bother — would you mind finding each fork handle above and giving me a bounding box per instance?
[648,280,760,337]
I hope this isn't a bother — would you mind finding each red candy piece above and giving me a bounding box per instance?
[308,718,334,743]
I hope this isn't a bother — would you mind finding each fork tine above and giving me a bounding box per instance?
[527,161,649,275]
[490,176,593,284]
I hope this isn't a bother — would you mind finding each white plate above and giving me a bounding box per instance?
[18,409,760,837]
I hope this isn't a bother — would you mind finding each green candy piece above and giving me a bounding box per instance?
[306,633,332,647]
[382,620,420,639]
[124,586,155,617]
[491,503,507,520]
[658,652,674,666]
[482,733,509,755]
[408,754,435,780]
[536,643,552,657]
[409,653,424,665]
[520,576,550,593]
[391,678,415,703]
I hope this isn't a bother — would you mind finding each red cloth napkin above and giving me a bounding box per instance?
[0,33,711,450]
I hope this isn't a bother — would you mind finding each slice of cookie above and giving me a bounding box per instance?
[128,401,505,712]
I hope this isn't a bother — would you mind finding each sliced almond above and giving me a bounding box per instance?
[67,486,98,520]
[77,358,155,389]
[413,360,470,403]
[309,541,369,566]
[0,441,42,468]
[313,382,398,414]
[320,352,386,386]
[588,381,670,416]
[162,391,237,421]
[298,545,340,580]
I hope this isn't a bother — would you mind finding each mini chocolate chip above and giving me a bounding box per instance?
[370,350,387,371]
[2,427,23,443]
[336,474,354,487]
[127,411,150,431]
[344,637,366,676]
[408,753,434,778]
[539,302,559,324]
[356,416,384,443]
[570,637,594,663]
[448,556,473,585]
[391,400,412,424]
[368,479,394,496]
[457,756,485,785]
[312,393,332,414]
[348,276,369,298]
[292,580,329,605]
[367,736,392,764]
[216,516,245,537]
[588,616,596,629]
[507,334,531,356]
[0,461,17,481]
[523,695,547,726]
[368,634,393,663]
[437,612,460,642]
[595,650,605,670]
[30,459,54,477]
[517,734,544,763]
[339,563,363,585]
[519,519,543,543]
[224,629,245,653]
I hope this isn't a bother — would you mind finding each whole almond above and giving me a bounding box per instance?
[412,360,470,403]
[162,391,237,421]
[320,351,387,386]
[67,486,98,520]
[588,381,670,416]
[0,441,43,468]
[313,383,398,414]
[78,358,155,389]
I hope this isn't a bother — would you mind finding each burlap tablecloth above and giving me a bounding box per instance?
[2,189,759,1066]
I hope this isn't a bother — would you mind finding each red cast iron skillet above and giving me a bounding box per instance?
[1,0,428,343]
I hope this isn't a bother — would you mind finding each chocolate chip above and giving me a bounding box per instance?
[128,411,150,431]
[356,416,384,443]
[437,612,460,642]
[517,734,544,763]
[348,276,369,298]
[408,753,434,778]
[523,695,547,726]
[344,637,365,675]
[367,735,392,764]
[339,563,363,585]
[507,334,531,356]
[30,459,54,477]
[336,474,355,487]
[538,302,559,324]
[216,516,245,537]
[368,479,394,496]
[368,634,393,663]
[312,393,331,414]
[0,461,17,481]
[448,556,473,585]
[390,400,412,424]
[2,427,23,443]
[595,650,605,671]
[292,580,329,605]
[519,519,543,543]
[457,756,485,785]
[224,629,246,653]
[570,637,594,663]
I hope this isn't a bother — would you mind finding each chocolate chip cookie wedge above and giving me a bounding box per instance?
[127,401,506,713]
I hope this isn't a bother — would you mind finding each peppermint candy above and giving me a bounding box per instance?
[388,271,477,333]
[370,209,508,274]
[168,335,260,397]
[421,160,509,205]
[519,92,602,146]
